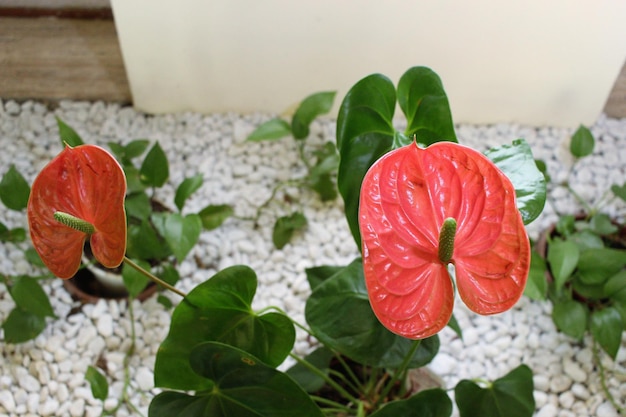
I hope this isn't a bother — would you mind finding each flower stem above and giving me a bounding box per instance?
[376,339,421,407]
[123,256,187,298]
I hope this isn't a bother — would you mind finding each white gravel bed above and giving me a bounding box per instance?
[0,99,625,417]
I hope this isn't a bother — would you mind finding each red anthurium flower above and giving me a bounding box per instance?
[27,145,127,279]
[359,141,530,339]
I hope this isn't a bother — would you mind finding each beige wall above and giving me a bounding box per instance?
[111,0,626,127]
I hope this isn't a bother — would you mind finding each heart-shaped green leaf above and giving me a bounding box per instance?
[247,118,292,142]
[455,365,535,417]
[154,213,202,262]
[292,91,336,139]
[577,248,626,285]
[126,221,171,261]
[125,192,152,222]
[552,299,588,340]
[369,389,452,417]
[56,117,84,147]
[569,125,594,158]
[604,270,626,297]
[85,366,109,401]
[140,142,169,187]
[590,307,623,359]
[2,307,47,343]
[547,239,579,290]
[305,258,439,368]
[484,139,546,225]
[611,182,626,203]
[154,266,295,391]
[174,174,203,211]
[272,212,307,249]
[588,214,619,235]
[150,342,323,417]
[0,165,30,211]
[9,276,55,318]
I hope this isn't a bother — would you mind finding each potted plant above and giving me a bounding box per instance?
[526,124,626,412]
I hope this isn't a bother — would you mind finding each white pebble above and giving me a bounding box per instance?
[596,402,619,417]
[134,367,154,391]
[536,403,558,417]
[0,390,16,412]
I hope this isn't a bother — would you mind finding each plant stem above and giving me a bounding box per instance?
[376,339,421,407]
[288,353,361,406]
[309,395,353,414]
[123,256,187,298]
[592,338,625,414]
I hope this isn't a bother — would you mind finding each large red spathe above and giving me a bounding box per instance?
[28,145,127,279]
[359,141,530,339]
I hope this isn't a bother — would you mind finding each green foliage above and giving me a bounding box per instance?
[369,389,452,417]
[122,259,151,298]
[336,67,457,246]
[198,204,233,230]
[0,165,30,211]
[247,91,338,248]
[140,142,169,187]
[569,125,594,157]
[85,366,109,401]
[174,174,203,212]
[57,117,84,146]
[455,365,535,417]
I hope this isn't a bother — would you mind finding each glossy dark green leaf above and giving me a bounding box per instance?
[569,230,604,251]
[292,91,336,139]
[123,163,146,194]
[140,142,169,187]
[25,247,46,267]
[56,117,84,146]
[154,266,295,390]
[126,221,171,261]
[0,165,30,210]
[2,307,46,343]
[153,213,202,262]
[174,174,203,212]
[305,265,344,291]
[85,365,109,401]
[524,251,548,300]
[547,239,579,290]
[151,342,323,417]
[534,159,551,183]
[157,262,180,286]
[590,307,623,359]
[577,248,626,285]
[272,212,307,249]
[285,347,334,393]
[9,275,55,318]
[611,182,626,202]
[484,139,546,225]
[571,278,606,301]
[397,66,457,144]
[123,139,151,160]
[446,314,463,339]
[247,118,292,142]
[604,270,626,297]
[370,388,452,417]
[569,125,594,158]
[198,204,233,230]
[305,258,439,368]
[336,73,396,246]
[552,299,587,340]
[455,365,535,417]
[122,259,150,298]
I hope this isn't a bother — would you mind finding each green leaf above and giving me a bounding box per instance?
[0,165,30,210]
[577,248,626,285]
[552,299,588,340]
[9,276,55,317]
[547,239,579,290]
[285,347,334,393]
[555,215,576,237]
[174,174,203,212]
[305,265,344,291]
[446,314,463,340]
[0,225,26,243]
[568,230,605,251]
[154,213,202,262]
[126,221,171,261]
[291,91,336,139]
[534,159,551,183]
[308,142,339,201]
[2,307,47,343]
[154,266,295,391]
[125,192,152,222]
[588,214,619,235]
[336,73,397,247]
[198,204,233,230]
[569,125,594,158]
[122,259,151,298]
[455,365,535,417]
[140,142,169,187]
[85,366,109,401]
[56,117,84,146]
[272,212,307,249]
[25,248,45,267]
[247,118,292,142]
[590,307,623,359]
[484,139,546,225]
[524,251,548,300]
[611,182,626,203]
[124,139,151,160]
[604,270,626,297]
[370,388,452,417]
[305,258,439,368]
[397,66,457,144]
[156,263,180,286]
[157,294,173,309]
[150,342,323,417]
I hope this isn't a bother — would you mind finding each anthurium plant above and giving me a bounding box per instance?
[23,67,546,417]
